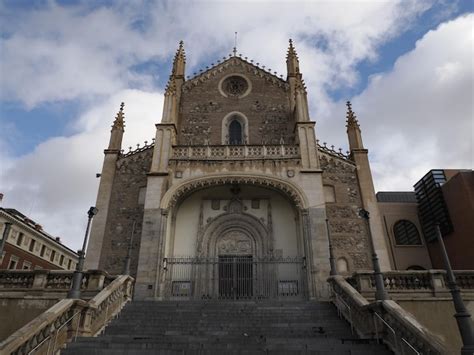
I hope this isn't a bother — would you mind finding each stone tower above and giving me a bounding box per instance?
[85,40,391,301]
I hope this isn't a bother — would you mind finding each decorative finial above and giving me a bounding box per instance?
[346,101,360,129]
[287,38,298,58]
[112,102,125,130]
[233,32,238,56]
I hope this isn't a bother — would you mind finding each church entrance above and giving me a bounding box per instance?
[165,256,306,301]
[218,255,253,300]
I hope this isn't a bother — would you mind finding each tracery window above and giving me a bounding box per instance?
[393,220,422,245]
[229,120,243,145]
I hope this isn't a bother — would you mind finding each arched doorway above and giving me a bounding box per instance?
[162,182,308,300]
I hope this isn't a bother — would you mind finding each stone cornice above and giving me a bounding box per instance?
[182,57,289,93]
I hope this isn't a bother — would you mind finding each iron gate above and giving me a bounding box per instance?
[164,256,306,300]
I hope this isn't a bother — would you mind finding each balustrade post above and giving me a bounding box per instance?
[436,224,474,354]
[86,270,106,291]
[32,269,49,289]
[429,270,447,296]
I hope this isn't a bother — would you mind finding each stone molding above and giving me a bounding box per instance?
[182,57,288,93]
[160,173,309,210]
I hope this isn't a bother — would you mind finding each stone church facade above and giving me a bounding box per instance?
[85,40,392,301]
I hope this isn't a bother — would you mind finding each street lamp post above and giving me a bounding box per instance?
[67,206,98,299]
[359,209,389,301]
[435,224,474,355]
[325,219,337,276]
[0,222,12,265]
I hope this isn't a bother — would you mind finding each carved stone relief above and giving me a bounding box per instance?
[217,232,252,255]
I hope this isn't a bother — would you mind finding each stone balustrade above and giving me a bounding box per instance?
[329,275,447,354]
[0,269,115,293]
[349,270,474,299]
[171,144,300,160]
[0,275,134,355]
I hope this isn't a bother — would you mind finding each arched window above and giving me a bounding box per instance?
[393,220,422,245]
[229,120,242,145]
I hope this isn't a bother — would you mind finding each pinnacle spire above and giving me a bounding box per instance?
[287,38,298,59]
[286,38,300,77]
[346,101,360,129]
[172,40,186,77]
[112,102,125,131]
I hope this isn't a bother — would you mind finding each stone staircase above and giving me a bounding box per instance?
[62,301,392,354]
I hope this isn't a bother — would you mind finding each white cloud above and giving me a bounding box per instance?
[1,1,433,109]
[0,90,163,249]
[1,1,470,254]
[349,14,473,191]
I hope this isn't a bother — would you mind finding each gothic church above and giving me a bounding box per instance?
[85,40,392,301]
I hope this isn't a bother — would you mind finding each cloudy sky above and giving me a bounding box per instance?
[0,0,472,250]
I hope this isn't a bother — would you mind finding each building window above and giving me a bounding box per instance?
[16,232,24,246]
[29,239,36,252]
[50,250,56,262]
[8,256,19,269]
[68,259,72,269]
[229,120,242,145]
[393,220,422,246]
[40,245,46,257]
[59,255,64,265]
[23,261,32,270]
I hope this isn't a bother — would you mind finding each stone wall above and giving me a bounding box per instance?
[97,148,152,276]
[320,152,371,273]
[179,58,294,145]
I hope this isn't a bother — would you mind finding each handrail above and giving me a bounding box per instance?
[0,275,134,355]
[328,275,448,354]
[332,287,353,335]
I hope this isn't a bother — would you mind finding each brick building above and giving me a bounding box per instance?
[0,208,78,270]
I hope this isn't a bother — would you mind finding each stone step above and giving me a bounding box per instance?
[62,301,392,354]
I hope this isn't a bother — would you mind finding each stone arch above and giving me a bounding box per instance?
[199,212,270,258]
[160,173,309,211]
[221,111,249,144]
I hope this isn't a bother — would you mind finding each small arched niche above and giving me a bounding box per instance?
[337,257,349,274]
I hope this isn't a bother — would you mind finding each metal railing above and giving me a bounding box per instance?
[373,312,420,355]
[165,256,306,301]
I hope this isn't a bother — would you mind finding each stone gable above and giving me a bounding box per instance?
[178,57,294,146]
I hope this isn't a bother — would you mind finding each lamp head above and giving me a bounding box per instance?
[87,207,99,218]
[358,208,370,220]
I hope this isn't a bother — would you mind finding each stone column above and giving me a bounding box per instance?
[297,172,331,300]
[85,150,119,270]
[134,123,175,300]
[296,122,320,171]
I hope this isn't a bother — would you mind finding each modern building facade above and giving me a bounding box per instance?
[377,169,473,271]
[416,169,474,270]
[85,40,395,301]
[0,208,78,270]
